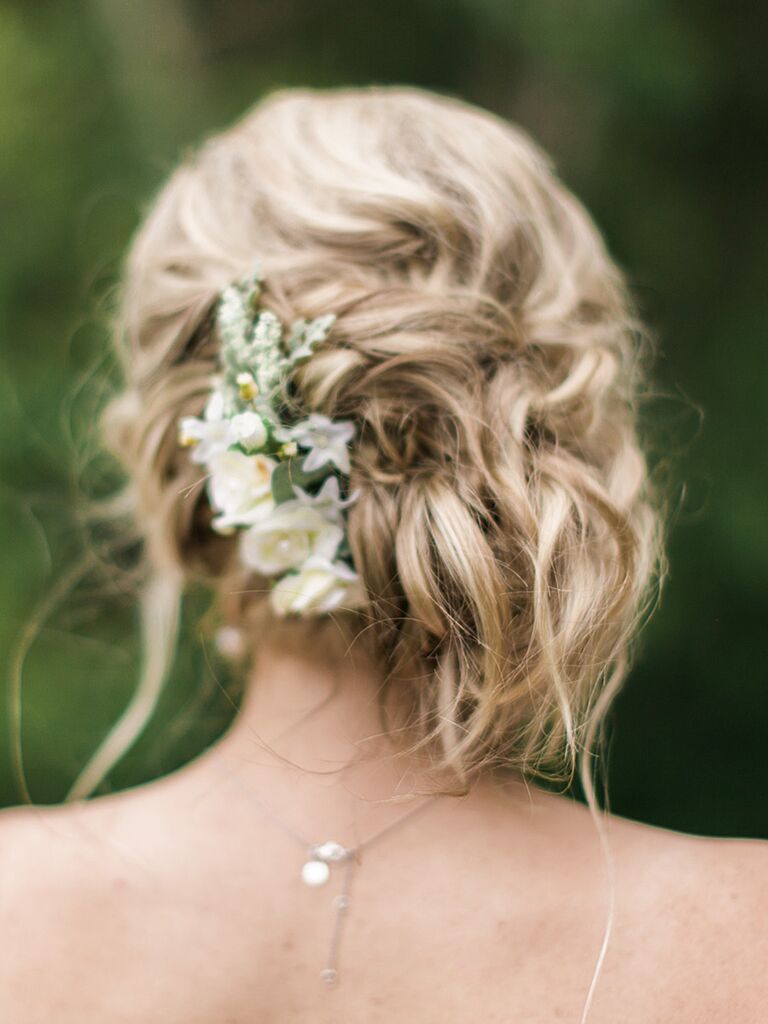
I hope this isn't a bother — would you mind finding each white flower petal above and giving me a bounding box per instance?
[239,505,343,575]
[229,411,267,450]
[204,389,226,422]
[284,413,355,475]
[269,555,365,616]
[207,451,277,527]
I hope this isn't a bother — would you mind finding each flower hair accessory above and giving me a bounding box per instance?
[178,262,366,617]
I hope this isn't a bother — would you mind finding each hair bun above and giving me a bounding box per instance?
[103,86,663,792]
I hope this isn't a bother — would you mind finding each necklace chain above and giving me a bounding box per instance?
[218,758,441,986]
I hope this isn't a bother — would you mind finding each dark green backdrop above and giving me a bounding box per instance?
[1,0,766,835]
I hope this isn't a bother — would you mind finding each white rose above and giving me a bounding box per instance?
[239,505,343,576]
[207,450,277,531]
[269,555,366,616]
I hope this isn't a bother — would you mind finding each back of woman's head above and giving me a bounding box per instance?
[101,85,664,795]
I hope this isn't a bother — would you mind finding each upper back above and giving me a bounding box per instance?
[1,778,767,1024]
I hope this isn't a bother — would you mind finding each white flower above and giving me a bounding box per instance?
[177,384,234,464]
[214,625,246,660]
[279,413,356,474]
[239,504,343,575]
[178,415,232,464]
[292,475,361,525]
[207,450,277,531]
[269,554,366,616]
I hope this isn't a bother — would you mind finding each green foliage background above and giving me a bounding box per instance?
[1,0,765,835]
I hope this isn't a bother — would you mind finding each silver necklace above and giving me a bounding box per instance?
[224,765,441,986]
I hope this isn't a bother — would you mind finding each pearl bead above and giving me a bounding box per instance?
[302,859,330,886]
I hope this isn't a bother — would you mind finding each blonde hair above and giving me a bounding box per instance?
[67,84,664,804]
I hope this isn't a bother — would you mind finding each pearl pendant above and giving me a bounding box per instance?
[301,840,350,886]
[302,859,330,886]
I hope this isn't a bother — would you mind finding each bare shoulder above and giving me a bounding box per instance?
[606,807,768,926]
[513,787,768,1020]
[0,794,137,928]
[0,793,168,1023]
[0,790,152,889]
[602,808,768,1019]
[0,782,182,919]
[0,799,104,904]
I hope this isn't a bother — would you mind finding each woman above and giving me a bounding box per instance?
[2,86,765,1023]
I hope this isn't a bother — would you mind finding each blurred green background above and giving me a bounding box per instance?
[1,0,766,835]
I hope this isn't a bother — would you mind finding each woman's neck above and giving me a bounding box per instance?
[153,625,528,862]
[199,633,446,820]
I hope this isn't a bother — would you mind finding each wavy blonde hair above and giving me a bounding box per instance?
[67,85,664,804]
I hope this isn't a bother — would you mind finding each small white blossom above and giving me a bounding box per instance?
[292,475,361,525]
[214,625,246,660]
[269,554,366,616]
[282,413,356,474]
[178,415,232,464]
[177,382,235,463]
[229,411,267,451]
[236,371,259,401]
[178,416,205,448]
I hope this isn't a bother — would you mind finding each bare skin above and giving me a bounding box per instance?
[1,635,766,1023]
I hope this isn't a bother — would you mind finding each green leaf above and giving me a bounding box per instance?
[270,460,297,504]
[270,457,340,504]
[286,313,336,364]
